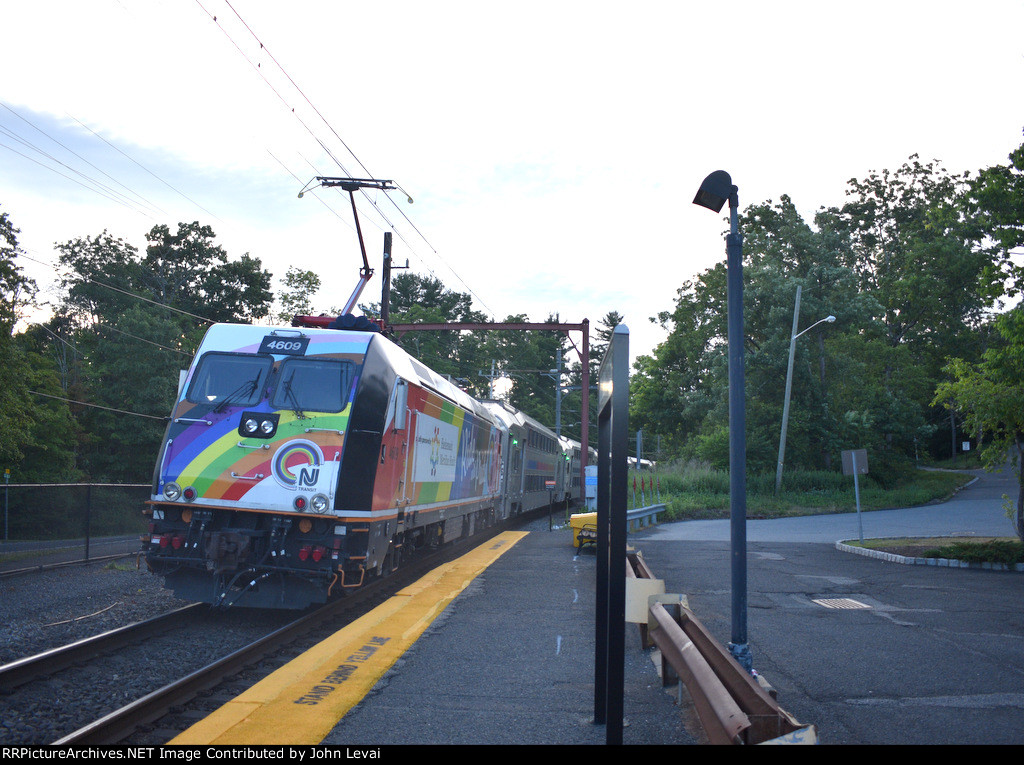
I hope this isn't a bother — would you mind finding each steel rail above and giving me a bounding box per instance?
[52,517,521,745]
[53,598,353,745]
[0,603,205,692]
[0,552,136,579]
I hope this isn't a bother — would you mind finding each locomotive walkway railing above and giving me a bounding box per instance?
[626,551,817,745]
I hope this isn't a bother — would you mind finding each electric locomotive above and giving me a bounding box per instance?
[143,318,575,609]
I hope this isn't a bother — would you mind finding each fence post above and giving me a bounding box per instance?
[84,484,92,561]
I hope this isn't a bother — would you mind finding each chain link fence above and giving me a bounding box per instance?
[1,483,151,546]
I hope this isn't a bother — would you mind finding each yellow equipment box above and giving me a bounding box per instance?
[569,512,598,551]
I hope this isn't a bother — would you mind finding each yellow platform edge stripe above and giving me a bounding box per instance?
[169,531,529,746]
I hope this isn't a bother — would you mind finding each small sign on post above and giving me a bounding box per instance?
[841,449,868,542]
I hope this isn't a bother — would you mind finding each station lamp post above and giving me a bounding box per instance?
[693,170,751,672]
[775,284,836,496]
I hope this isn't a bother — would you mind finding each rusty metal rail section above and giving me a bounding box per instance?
[627,552,816,745]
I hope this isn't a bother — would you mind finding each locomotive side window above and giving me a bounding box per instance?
[186,353,273,407]
[271,358,355,413]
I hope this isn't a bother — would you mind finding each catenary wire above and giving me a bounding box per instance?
[1,100,166,218]
[194,0,494,315]
[68,115,222,224]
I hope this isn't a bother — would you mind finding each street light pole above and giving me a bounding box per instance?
[694,170,750,672]
[774,284,835,496]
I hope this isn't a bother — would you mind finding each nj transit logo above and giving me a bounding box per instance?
[273,440,324,490]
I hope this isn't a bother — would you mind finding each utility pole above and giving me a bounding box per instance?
[380,232,392,325]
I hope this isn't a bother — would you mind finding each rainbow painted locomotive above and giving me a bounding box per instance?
[144,320,579,608]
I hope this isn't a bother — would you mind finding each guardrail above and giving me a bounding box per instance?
[626,552,817,745]
[626,503,664,531]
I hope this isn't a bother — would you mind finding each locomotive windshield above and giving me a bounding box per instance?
[270,357,355,413]
[186,352,273,408]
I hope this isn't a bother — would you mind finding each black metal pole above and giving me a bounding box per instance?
[593,416,609,725]
[381,232,393,326]
[606,326,629,745]
[726,189,751,672]
[592,325,629,745]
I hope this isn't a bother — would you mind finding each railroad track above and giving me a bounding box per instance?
[0,552,138,579]
[0,603,206,693]
[46,519,519,745]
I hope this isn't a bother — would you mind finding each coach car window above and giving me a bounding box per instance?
[186,353,273,408]
[271,358,355,413]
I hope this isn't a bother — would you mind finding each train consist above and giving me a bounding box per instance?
[143,319,582,609]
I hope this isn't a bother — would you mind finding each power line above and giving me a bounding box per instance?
[194,0,494,316]
[67,115,222,224]
[0,100,166,218]
[0,133,154,218]
[94,321,195,357]
[18,249,216,326]
[29,390,168,421]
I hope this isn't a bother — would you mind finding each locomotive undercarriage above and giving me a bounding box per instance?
[144,499,500,609]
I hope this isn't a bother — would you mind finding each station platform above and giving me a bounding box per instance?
[171,514,695,746]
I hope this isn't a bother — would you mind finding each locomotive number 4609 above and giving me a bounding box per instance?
[259,336,310,355]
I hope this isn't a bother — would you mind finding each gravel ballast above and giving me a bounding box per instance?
[0,558,293,745]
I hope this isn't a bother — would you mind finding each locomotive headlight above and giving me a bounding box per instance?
[243,418,259,434]
[164,482,182,501]
[310,494,330,513]
[260,419,275,435]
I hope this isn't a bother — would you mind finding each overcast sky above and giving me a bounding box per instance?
[2,0,1023,364]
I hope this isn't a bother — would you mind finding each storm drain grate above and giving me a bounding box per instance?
[812,597,871,610]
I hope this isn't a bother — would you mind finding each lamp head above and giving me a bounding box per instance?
[693,170,735,213]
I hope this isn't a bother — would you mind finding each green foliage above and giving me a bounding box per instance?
[934,308,1024,541]
[0,206,46,472]
[363,272,588,430]
[922,539,1024,565]
[26,218,275,482]
[650,462,971,522]
[631,144,1023,487]
[0,206,36,331]
[274,266,323,324]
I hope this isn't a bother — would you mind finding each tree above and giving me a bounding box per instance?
[363,272,493,397]
[50,221,275,481]
[141,222,273,328]
[934,309,1024,542]
[0,206,44,471]
[483,313,567,428]
[8,327,79,481]
[630,263,728,461]
[0,206,36,331]
[963,137,1024,303]
[274,267,323,325]
[812,157,991,467]
[55,231,139,327]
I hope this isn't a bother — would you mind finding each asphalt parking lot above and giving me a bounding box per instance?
[631,468,1024,745]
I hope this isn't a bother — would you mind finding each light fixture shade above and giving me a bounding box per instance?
[693,170,733,213]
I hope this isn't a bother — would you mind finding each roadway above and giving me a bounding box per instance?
[630,466,1024,745]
